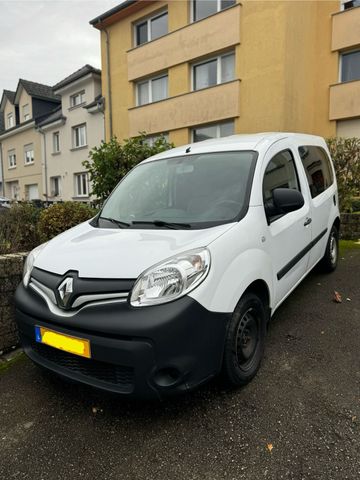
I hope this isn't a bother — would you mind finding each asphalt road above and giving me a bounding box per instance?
[1,247,359,480]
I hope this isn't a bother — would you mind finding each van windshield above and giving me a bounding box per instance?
[99,151,258,229]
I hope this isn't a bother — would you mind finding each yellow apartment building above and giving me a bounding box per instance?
[90,0,358,146]
[330,0,360,136]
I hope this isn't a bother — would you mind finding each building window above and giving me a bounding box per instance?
[24,144,34,165]
[75,172,89,197]
[8,150,16,168]
[7,113,14,129]
[53,131,60,153]
[343,0,360,9]
[298,146,334,198]
[142,133,169,146]
[72,124,87,148]
[23,104,30,121]
[193,51,235,90]
[263,150,300,222]
[192,120,234,142]
[192,0,236,22]
[341,50,360,82]
[50,176,61,197]
[135,11,168,46]
[136,74,168,106]
[70,90,85,107]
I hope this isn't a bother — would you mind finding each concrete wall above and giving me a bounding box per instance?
[0,253,26,353]
[332,5,360,51]
[330,80,360,120]
[341,214,360,240]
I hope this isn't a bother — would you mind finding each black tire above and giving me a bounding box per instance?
[222,293,267,387]
[321,225,339,273]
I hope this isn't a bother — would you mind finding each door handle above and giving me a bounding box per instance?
[304,217,312,226]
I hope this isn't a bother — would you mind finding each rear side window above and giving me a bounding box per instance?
[298,146,334,198]
[263,149,300,220]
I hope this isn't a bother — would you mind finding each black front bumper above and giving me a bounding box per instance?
[15,283,230,399]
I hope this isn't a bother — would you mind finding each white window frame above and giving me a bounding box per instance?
[190,0,236,22]
[72,124,87,148]
[191,120,235,142]
[136,73,168,106]
[192,51,235,91]
[24,144,34,165]
[74,172,89,197]
[7,113,14,129]
[23,104,30,121]
[53,131,60,153]
[340,48,360,83]
[50,176,61,197]
[134,10,168,46]
[70,90,85,108]
[8,150,16,169]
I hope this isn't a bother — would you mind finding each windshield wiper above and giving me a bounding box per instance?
[99,216,131,228]
[131,220,191,230]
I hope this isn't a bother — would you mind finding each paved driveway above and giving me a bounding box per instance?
[1,247,359,480]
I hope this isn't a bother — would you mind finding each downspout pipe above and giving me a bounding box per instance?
[0,142,4,196]
[38,128,49,204]
[104,28,113,139]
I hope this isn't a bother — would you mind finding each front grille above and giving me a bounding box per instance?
[30,341,134,391]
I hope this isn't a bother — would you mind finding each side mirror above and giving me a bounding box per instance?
[272,188,304,214]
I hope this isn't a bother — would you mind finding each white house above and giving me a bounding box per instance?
[38,65,104,202]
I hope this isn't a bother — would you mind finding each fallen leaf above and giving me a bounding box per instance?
[266,443,273,453]
[352,416,357,422]
[333,291,342,303]
[321,331,325,335]
[346,298,351,302]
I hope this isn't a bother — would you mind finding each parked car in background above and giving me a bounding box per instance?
[0,196,11,208]
[16,133,339,399]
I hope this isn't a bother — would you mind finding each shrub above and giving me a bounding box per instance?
[83,134,174,202]
[37,202,98,243]
[0,203,41,254]
[326,137,360,212]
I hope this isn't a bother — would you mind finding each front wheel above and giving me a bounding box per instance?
[321,225,339,273]
[222,293,267,387]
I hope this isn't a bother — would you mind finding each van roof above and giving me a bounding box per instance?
[143,132,326,163]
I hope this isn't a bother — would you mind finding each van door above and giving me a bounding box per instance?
[297,145,336,270]
[262,143,312,307]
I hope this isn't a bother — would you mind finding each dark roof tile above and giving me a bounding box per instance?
[19,79,60,102]
[3,90,16,104]
[53,64,101,91]
[37,106,65,127]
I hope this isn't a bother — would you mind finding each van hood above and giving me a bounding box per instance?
[34,221,234,279]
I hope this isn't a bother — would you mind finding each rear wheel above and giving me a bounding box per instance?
[222,293,266,386]
[321,225,339,273]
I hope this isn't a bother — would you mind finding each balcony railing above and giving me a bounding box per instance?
[329,80,360,120]
[128,80,240,137]
[332,5,360,51]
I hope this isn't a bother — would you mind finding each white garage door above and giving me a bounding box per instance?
[27,184,39,200]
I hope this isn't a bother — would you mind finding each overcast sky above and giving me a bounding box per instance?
[0,0,121,95]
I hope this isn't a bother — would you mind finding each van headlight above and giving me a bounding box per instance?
[23,243,47,288]
[130,248,210,307]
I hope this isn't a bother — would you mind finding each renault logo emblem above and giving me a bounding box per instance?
[57,277,73,308]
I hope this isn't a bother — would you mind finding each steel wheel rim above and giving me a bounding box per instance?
[235,307,259,368]
[330,234,337,265]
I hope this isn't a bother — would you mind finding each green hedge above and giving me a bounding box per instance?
[0,202,97,255]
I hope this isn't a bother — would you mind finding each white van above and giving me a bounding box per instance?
[16,133,339,399]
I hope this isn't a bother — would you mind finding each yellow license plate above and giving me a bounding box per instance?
[35,326,91,359]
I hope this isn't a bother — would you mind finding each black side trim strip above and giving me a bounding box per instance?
[277,228,328,281]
